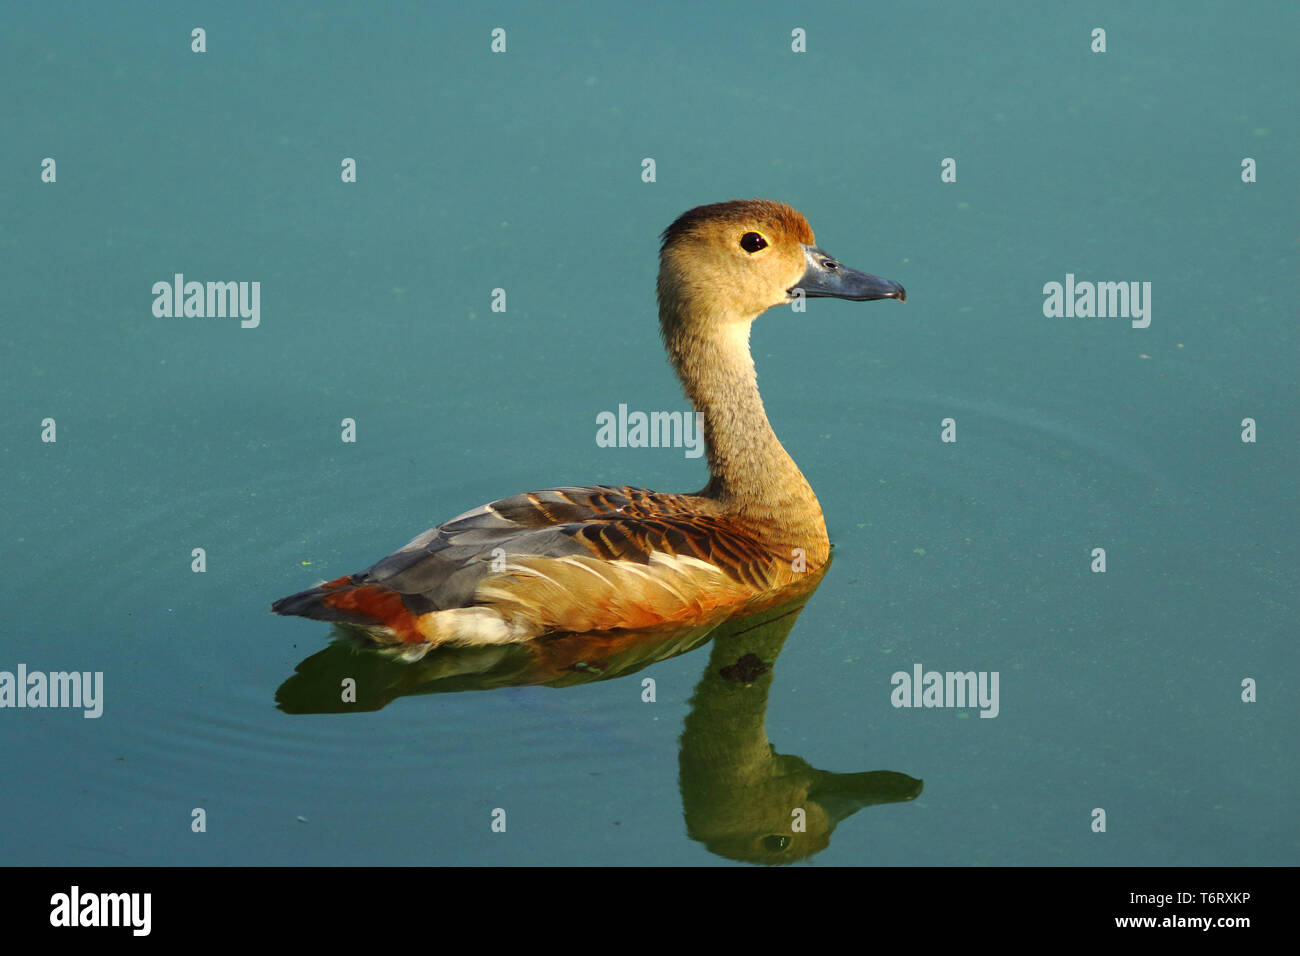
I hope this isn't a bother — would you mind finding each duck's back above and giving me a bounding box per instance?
[272,485,791,649]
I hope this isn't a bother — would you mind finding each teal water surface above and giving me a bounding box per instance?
[1,0,1295,865]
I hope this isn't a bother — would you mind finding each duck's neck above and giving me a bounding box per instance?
[662,304,828,558]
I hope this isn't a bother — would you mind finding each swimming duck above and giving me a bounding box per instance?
[272,199,904,651]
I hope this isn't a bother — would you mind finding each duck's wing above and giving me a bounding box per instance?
[273,485,785,638]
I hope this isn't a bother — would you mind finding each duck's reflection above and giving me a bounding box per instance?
[677,588,922,864]
[275,567,921,864]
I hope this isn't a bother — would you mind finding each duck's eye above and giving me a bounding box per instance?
[739,232,768,253]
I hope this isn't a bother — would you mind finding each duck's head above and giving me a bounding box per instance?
[658,199,905,330]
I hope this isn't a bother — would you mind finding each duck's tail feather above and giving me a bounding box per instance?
[271,575,425,643]
[272,575,540,650]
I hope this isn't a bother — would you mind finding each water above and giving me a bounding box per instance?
[1,0,1294,866]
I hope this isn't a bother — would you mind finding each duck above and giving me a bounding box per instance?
[272,199,904,653]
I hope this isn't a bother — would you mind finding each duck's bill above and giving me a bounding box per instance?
[790,244,906,302]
